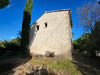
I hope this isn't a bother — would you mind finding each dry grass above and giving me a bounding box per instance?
[28,57,82,75]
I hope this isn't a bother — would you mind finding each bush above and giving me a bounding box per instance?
[84,41,97,56]
[0,37,21,52]
[73,40,79,49]
[73,33,97,56]
[0,46,6,55]
[2,40,21,51]
[11,37,21,46]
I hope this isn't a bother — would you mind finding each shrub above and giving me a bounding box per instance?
[0,46,6,55]
[0,37,21,52]
[2,40,21,51]
[73,33,97,56]
[11,37,21,46]
[73,40,79,49]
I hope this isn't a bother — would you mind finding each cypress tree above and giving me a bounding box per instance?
[21,0,33,57]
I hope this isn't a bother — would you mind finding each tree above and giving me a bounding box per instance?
[0,0,10,9]
[76,0,100,52]
[94,21,100,51]
[77,0,100,32]
[73,33,97,56]
[11,37,21,46]
[21,0,33,57]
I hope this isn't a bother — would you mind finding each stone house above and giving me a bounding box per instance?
[29,9,73,60]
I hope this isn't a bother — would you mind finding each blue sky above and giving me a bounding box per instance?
[0,0,95,41]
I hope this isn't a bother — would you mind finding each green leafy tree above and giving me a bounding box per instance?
[11,37,21,46]
[0,37,21,55]
[21,0,33,57]
[1,40,20,51]
[0,0,10,9]
[76,0,100,52]
[73,33,97,56]
[94,21,100,51]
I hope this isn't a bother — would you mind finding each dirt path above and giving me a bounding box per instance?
[0,52,32,75]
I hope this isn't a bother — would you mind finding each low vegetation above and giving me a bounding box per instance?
[28,57,82,75]
[73,33,98,56]
[0,37,21,56]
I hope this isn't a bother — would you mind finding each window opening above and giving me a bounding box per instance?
[45,22,47,27]
[36,25,39,31]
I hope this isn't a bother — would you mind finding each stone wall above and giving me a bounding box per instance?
[29,10,72,60]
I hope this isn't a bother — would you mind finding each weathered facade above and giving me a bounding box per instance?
[29,9,73,60]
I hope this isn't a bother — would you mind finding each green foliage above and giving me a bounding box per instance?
[73,40,79,49]
[0,46,5,55]
[94,21,100,51]
[24,0,33,15]
[73,33,97,56]
[0,0,10,9]
[21,0,33,57]
[0,37,21,55]
[76,0,100,53]
[11,37,21,46]
[29,58,82,75]
[2,40,20,51]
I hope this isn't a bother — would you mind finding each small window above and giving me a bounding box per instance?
[44,22,47,27]
[36,25,39,31]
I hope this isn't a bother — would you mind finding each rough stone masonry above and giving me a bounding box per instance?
[29,9,73,60]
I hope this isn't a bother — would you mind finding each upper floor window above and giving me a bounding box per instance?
[36,25,39,31]
[44,22,47,28]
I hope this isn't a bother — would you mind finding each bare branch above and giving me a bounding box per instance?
[76,0,100,33]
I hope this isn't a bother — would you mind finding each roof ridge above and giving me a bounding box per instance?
[45,9,71,13]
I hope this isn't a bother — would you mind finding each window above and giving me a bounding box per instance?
[36,25,39,31]
[44,22,47,27]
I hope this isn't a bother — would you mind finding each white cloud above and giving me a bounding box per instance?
[11,37,15,39]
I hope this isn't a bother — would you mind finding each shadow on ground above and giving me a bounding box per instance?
[25,64,56,75]
[72,50,100,75]
[0,51,32,75]
[0,52,56,75]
